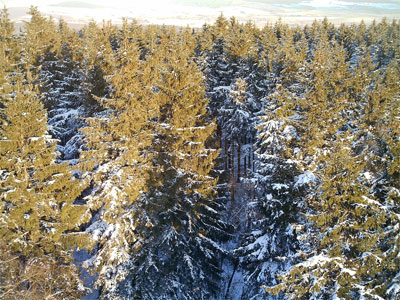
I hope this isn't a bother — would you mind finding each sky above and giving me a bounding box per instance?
[1,0,399,26]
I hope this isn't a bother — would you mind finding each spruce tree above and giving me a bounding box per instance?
[43,19,88,160]
[118,28,225,300]
[0,7,19,108]
[266,35,399,300]
[236,28,310,299]
[79,22,158,298]
[0,74,91,299]
[22,6,59,73]
[79,20,117,109]
[371,62,400,300]
[237,94,303,299]
[384,87,400,299]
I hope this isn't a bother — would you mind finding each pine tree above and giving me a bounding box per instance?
[384,87,400,299]
[259,23,279,75]
[226,19,258,77]
[21,9,90,161]
[297,38,350,165]
[236,29,310,299]
[218,77,259,184]
[266,35,399,300]
[21,8,87,160]
[42,19,88,160]
[0,7,19,108]
[22,6,59,73]
[1,13,398,300]
[203,36,233,165]
[79,20,117,109]
[369,61,400,300]
[115,28,225,300]
[79,22,153,296]
[0,74,91,299]
[269,131,394,299]
[236,95,304,299]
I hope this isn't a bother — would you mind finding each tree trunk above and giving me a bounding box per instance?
[217,125,222,148]
[230,141,234,179]
[251,137,254,172]
[248,137,252,172]
[244,155,247,177]
[237,140,241,183]
[244,136,248,177]
[225,139,229,170]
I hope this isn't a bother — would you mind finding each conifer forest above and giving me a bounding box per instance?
[1,6,400,300]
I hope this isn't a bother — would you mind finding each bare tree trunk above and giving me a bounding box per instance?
[251,137,255,172]
[244,136,248,177]
[248,138,252,172]
[225,139,229,170]
[230,141,234,181]
[244,155,247,177]
[237,140,241,183]
[248,152,251,172]
[217,125,222,148]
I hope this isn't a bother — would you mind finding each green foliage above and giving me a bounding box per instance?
[0,74,91,297]
[0,7,19,107]
[126,28,221,299]
[1,7,400,299]
[22,6,59,71]
[0,239,88,300]
[265,19,400,300]
[148,28,218,198]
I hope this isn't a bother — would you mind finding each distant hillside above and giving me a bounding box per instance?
[2,0,400,27]
[51,1,103,9]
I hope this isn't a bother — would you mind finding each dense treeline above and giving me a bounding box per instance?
[0,6,399,300]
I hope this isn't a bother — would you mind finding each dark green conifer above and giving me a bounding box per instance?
[123,28,223,300]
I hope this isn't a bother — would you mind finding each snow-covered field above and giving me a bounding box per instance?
[2,0,400,27]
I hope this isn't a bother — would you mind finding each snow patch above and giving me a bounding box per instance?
[295,171,317,188]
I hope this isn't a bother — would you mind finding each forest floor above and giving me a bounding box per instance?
[220,182,249,300]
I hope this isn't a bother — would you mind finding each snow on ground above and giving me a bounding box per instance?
[74,249,100,300]
[3,0,400,28]
[220,182,250,300]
